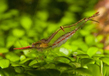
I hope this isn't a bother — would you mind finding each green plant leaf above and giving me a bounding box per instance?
[60,72,69,76]
[0,48,9,53]
[36,11,48,21]
[11,62,21,67]
[88,64,101,76]
[81,58,94,66]
[29,60,38,66]
[56,62,75,68]
[32,61,47,68]
[20,55,26,61]
[6,52,20,62]
[80,29,90,36]
[14,40,29,48]
[85,35,95,45]
[46,69,60,76]
[0,69,5,76]
[20,16,32,30]
[0,37,5,47]
[0,59,10,68]
[76,67,92,76]
[77,54,89,58]
[72,40,88,51]
[20,58,32,64]
[6,36,17,48]
[96,43,104,48]
[12,29,25,37]
[28,69,52,76]
[14,66,24,73]
[53,56,71,63]
[0,0,8,13]
[100,57,109,65]
[59,48,69,56]
[96,35,103,42]
[87,47,98,57]
[104,65,109,76]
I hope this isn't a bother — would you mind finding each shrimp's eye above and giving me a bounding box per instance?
[32,44,35,47]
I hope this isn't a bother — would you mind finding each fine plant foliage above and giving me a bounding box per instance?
[0,0,109,76]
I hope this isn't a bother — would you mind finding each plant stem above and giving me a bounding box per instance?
[101,61,103,76]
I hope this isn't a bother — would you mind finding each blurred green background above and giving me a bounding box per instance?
[1,0,109,76]
[0,0,98,50]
